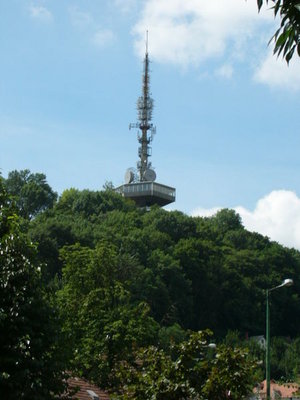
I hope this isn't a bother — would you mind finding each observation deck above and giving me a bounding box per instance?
[116,181,176,207]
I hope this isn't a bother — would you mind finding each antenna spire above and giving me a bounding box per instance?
[146,30,148,54]
[129,31,156,182]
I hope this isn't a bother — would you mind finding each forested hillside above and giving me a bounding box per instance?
[2,170,300,398]
[26,185,300,338]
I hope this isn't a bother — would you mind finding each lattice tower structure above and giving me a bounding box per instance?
[129,38,156,182]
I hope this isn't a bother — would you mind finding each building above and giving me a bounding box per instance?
[66,376,109,400]
[252,380,300,399]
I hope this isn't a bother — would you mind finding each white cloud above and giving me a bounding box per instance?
[191,206,221,218]
[132,0,273,67]
[191,190,300,250]
[254,51,300,91]
[29,5,53,22]
[92,29,116,48]
[132,0,300,89]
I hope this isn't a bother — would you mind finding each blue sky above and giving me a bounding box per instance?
[1,0,300,248]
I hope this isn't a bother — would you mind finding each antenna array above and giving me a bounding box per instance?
[129,32,156,182]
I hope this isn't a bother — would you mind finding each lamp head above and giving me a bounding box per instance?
[208,343,216,349]
[282,278,293,287]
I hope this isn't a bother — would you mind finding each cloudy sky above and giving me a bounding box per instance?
[1,0,300,249]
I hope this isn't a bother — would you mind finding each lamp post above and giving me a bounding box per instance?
[266,278,293,400]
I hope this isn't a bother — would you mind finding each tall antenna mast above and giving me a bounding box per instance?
[116,31,175,208]
[130,31,156,182]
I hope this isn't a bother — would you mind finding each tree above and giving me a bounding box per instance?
[257,0,300,62]
[4,169,57,219]
[211,209,243,233]
[58,242,159,389]
[113,330,258,400]
[0,178,67,399]
[202,344,258,400]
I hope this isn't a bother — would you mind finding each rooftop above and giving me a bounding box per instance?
[66,376,109,400]
[254,380,300,399]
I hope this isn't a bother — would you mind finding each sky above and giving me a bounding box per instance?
[1,0,300,249]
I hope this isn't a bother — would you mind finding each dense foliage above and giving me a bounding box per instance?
[0,177,67,399]
[27,188,300,339]
[4,169,57,220]
[58,241,159,388]
[113,330,258,400]
[3,169,300,397]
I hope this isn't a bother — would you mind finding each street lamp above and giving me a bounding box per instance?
[266,278,293,400]
[207,343,217,349]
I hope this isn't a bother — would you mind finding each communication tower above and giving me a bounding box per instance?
[116,33,176,207]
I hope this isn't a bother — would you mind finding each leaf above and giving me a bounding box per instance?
[257,0,263,11]
[275,31,289,48]
[286,47,295,64]
[274,1,281,16]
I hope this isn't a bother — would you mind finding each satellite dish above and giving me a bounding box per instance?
[143,168,156,182]
[125,169,134,184]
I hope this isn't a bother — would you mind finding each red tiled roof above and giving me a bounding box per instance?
[255,379,300,398]
[67,376,110,400]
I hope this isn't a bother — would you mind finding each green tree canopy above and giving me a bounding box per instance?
[113,330,258,400]
[4,169,57,219]
[28,186,300,338]
[58,242,159,388]
[0,178,67,399]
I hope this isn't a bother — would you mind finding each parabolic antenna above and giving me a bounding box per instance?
[143,168,156,182]
[125,169,134,184]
